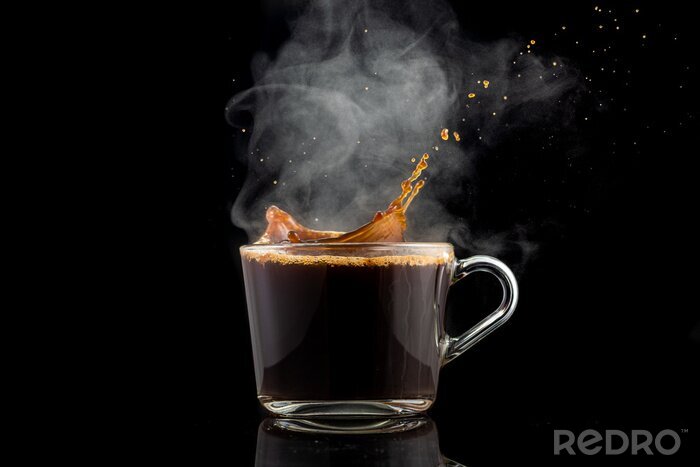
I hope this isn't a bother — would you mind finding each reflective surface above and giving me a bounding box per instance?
[254,416,465,466]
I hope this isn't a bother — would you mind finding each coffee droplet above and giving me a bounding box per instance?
[453,131,461,141]
[483,80,490,88]
[440,128,449,140]
[411,157,416,163]
[530,39,536,45]
[468,92,476,98]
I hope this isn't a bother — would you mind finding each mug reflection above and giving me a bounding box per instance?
[255,416,465,466]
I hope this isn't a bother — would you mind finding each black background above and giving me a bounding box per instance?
[163,0,699,464]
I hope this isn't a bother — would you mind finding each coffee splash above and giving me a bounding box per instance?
[256,154,430,244]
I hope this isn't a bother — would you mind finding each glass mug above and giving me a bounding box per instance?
[240,243,518,417]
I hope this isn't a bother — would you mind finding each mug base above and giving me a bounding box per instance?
[258,396,434,417]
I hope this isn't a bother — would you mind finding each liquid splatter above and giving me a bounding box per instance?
[440,128,449,140]
[256,154,430,243]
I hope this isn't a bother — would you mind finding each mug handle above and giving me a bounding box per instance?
[442,255,519,365]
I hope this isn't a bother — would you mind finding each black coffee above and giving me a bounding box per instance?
[241,250,451,404]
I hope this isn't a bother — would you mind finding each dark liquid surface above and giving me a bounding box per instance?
[242,253,451,401]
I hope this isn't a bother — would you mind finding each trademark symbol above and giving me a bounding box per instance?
[680,428,688,433]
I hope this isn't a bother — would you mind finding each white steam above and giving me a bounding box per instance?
[227,0,579,251]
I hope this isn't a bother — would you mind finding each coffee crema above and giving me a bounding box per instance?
[242,250,452,267]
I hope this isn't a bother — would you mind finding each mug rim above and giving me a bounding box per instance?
[240,242,454,251]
